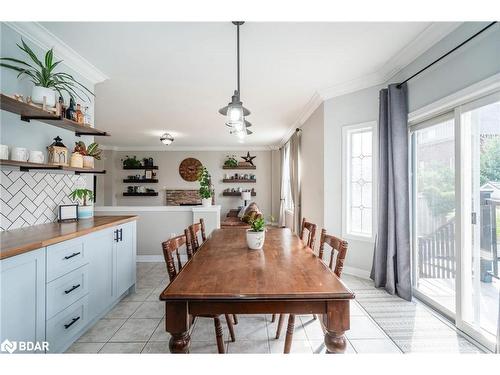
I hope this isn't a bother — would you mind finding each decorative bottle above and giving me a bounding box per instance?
[76,104,83,123]
[66,98,76,121]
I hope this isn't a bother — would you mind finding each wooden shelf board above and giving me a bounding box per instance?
[123,179,158,183]
[222,192,256,197]
[222,179,256,183]
[1,94,109,137]
[123,166,159,170]
[222,165,256,170]
[0,159,106,174]
[123,192,159,197]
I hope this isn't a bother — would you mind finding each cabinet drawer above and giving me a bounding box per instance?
[46,295,88,353]
[46,265,89,319]
[47,238,87,282]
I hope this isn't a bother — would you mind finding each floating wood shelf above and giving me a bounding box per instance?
[222,191,256,197]
[222,165,256,170]
[0,93,109,137]
[0,159,106,174]
[123,166,159,170]
[123,192,158,197]
[222,179,256,183]
[123,179,158,183]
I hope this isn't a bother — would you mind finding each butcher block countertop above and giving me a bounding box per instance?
[0,215,137,260]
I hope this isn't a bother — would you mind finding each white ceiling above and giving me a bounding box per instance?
[38,22,459,149]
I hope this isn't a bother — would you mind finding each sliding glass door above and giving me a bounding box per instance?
[411,92,500,351]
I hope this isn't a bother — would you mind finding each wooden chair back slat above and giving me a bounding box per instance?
[318,228,348,277]
[162,233,191,283]
[299,217,317,249]
[188,218,207,252]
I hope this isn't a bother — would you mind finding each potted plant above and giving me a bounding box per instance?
[246,217,266,250]
[0,39,94,108]
[197,166,213,207]
[69,188,94,219]
[224,154,238,168]
[74,141,101,169]
[122,155,141,168]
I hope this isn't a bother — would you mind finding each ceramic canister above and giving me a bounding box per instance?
[0,145,8,160]
[11,147,29,162]
[28,150,44,164]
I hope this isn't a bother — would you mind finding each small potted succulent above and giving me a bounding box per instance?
[246,217,266,250]
[197,166,213,207]
[69,188,94,219]
[74,141,101,169]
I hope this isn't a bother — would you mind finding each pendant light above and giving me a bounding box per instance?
[160,133,174,145]
[219,21,253,137]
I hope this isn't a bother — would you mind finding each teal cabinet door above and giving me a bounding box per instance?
[115,221,137,298]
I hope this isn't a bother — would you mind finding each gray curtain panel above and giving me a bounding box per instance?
[278,146,287,227]
[370,83,412,301]
[289,130,301,233]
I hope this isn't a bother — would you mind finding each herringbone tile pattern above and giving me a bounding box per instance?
[0,171,84,231]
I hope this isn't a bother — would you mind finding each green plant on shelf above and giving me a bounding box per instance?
[69,188,93,206]
[0,39,94,101]
[224,154,238,167]
[74,141,102,159]
[122,155,141,168]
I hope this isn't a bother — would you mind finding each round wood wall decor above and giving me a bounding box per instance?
[179,158,202,181]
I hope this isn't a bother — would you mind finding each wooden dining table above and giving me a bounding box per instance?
[160,227,355,353]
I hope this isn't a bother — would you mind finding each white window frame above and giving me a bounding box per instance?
[341,121,377,242]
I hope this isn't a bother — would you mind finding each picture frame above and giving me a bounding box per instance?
[58,204,79,222]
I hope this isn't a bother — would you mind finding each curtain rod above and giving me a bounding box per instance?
[396,22,497,88]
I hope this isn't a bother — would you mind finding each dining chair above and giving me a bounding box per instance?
[273,218,318,343]
[277,229,349,353]
[161,233,236,353]
[188,218,207,253]
[186,219,239,325]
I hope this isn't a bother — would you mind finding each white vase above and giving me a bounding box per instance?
[83,155,94,169]
[201,198,212,207]
[78,205,93,219]
[246,230,266,250]
[31,86,56,108]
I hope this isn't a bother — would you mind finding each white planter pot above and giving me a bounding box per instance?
[83,155,94,169]
[246,230,266,250]
[201,198,212,207]
[78,205,94,219]
[32,86,56,108]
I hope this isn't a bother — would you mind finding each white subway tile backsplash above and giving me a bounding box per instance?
[0,171,85,231]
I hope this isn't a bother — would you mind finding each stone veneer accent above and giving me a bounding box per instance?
[166,189,201,206]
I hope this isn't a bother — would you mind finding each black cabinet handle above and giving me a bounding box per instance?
[64,316,80,329]
[114,229,119,242]
[64,252,81,260]
[64,284,81,294]
[119,228,123,242]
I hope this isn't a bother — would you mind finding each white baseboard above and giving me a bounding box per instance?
[343,266,371,280]
[137,255,164,262]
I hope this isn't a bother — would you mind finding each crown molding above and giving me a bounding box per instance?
[100,145,278,152]
[278,91,323,147]
[277,22,462,148]
[4,22,109,85]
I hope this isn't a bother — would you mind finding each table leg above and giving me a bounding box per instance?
[165,301,190,353]
[323,300,350,354]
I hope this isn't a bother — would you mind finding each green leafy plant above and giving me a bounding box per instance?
[249,217,265,232]
[0,39,94,102]
[69,188,94,206]
[122,155,141,168]
[197,166,212,199]
[224,154,238,167]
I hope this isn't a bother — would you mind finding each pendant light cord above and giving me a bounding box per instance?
[237,23,240,97]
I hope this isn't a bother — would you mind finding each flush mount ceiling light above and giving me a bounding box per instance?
[160,133,174,145]
[219,21,253,138]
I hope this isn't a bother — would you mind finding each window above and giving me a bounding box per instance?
[342,122,376,240]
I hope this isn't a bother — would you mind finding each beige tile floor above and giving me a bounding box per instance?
[65,262,460,354]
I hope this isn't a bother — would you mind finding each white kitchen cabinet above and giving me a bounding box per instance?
[0,248,46,350]
[114,221,136,298]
